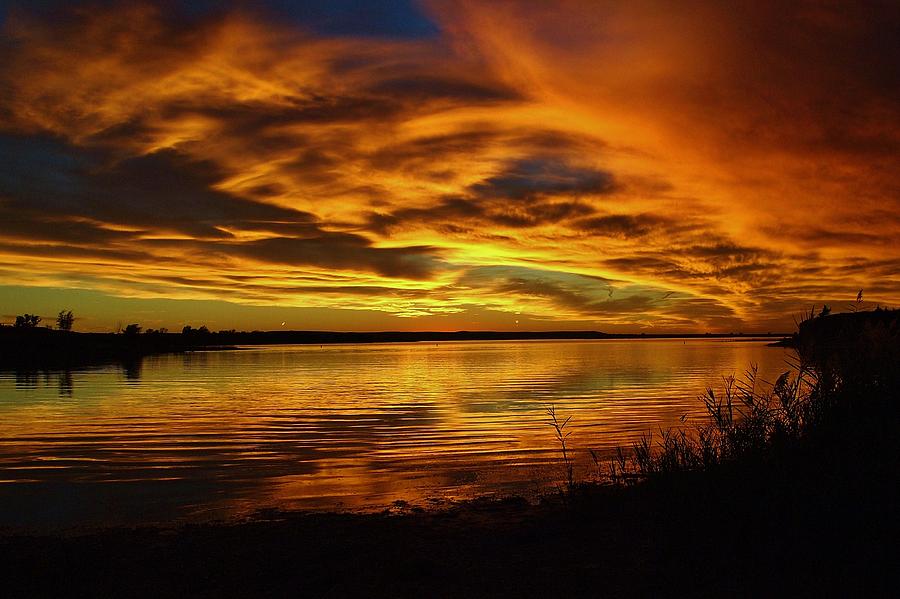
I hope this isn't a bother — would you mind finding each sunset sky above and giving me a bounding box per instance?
[0,0,897,332]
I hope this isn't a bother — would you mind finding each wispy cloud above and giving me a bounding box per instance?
[0,1,897,330]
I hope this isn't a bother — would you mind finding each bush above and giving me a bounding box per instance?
[14,314,41,328]
[56,310,75,331]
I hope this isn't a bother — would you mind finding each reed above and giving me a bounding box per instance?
[614,308,898,481]
[554,308,900,490]
[545,404,574,491]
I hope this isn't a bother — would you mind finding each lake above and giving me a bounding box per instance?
[0,339,791,529]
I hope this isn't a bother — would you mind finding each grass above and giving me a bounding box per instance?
[547,308,899,490]
[545,405,574,491]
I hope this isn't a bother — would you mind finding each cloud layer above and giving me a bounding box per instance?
[0,1,898,331]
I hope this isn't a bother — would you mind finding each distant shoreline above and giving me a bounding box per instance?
[0,328,791,369]
[196,330,790,345]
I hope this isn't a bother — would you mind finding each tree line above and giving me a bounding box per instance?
[4,311,213,335]
[5,310,75,330]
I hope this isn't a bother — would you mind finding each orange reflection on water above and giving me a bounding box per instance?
[0,339,790,528]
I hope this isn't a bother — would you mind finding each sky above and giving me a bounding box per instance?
[0,0,898,333]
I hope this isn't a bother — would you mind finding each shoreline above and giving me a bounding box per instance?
[0,327,789,370]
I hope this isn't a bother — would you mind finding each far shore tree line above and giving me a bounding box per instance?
[1,292,885,335]
[3,310,75,331]
[2,311,215,336]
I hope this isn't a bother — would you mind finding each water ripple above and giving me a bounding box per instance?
[0,339,790,528]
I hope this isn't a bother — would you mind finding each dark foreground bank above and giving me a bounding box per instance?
[1,450,895,598]
[1,310,896,597]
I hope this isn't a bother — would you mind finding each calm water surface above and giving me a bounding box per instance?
[0,339,790,529]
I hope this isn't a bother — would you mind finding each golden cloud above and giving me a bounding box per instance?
[0,1,897,331]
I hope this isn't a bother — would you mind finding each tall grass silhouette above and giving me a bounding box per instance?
[545,404,574,491]
[550,307,899,488]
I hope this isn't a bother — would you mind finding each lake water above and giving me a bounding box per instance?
[0,339,791,529]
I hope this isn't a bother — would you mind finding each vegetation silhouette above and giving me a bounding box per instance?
[0,319,787,371]
[0,319,235,370]
[543,307,900,486]
[545,405,574,492]
[14,314,41,328]
[56,310,75,331]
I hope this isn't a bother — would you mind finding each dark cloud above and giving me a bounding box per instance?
[365,75,522,103]
[228,235,443,280]
[711,1,900,157]
[683,242,779,282]
[599,240,786,288]
[834,258,900,278]
[765,226,893,248]
[367,129,499,171]
[283,148,345,185]
[367,196,598,234]
[0,1,441,39]
[163,96,404,129]
[603,255,687,279]
[367,197,483,235]
[573,213,667,238]
[490,201,596,228]
[0,135,319,238]
[491,275,675,318]
[0,211,142,245]
[0,241,149,264]
[458,266,614,312]
[365,154,616,234]
[0,134,446,279]
[84,118,162,147]
[149,273,423,299]
[457,264,739,325]
[469,157,616,200]
[253,0,440,39]
[87,149,319,238]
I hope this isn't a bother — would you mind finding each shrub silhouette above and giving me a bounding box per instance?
[600,308,899,482]
[182,325,210,336]
[56,310,75,331]
[14,314,41,328]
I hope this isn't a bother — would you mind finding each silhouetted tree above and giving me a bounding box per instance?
[56,310,75,331]
[123,323,142,336]
[182,325,210,335]
[14,314,41,328]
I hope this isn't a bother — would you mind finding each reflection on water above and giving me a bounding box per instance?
[0,339,790,529]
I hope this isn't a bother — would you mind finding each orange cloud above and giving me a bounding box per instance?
[0,1,897,331]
